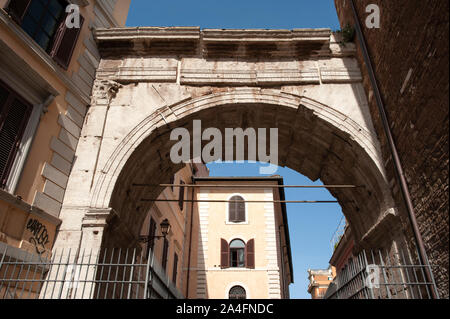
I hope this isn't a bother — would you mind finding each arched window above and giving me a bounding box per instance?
[220,238,255,269]
[229,285,246,299]
[229,239,245,267]
[228,195,245,222]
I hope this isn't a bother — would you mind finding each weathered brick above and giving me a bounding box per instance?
[335,0,449,298]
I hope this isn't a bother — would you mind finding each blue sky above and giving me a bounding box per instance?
[126,0,342,299]
[126,0,340,30]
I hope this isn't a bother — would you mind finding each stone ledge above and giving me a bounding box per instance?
[0,188,61,226]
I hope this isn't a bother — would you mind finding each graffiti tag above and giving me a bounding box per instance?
[26,218,50,255]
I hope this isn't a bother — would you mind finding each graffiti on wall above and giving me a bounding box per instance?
[26,218,50,255]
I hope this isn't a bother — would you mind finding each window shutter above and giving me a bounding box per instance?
[229,196,245,222]
[246,239,255,269]
[237,201,245,222]
[172,253,178,284]
[178,180,185,210]
[0,86,32,188]
[6,0,32,24]
[220,238,229,268]
[50,13,84,69]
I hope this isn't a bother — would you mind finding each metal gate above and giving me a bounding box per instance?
[0,244,183,299]
[325,248,440,299]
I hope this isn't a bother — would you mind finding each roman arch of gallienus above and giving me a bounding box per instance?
[48,28,419,297]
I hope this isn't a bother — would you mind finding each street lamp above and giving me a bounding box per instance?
[138,218,171,299]
[159,218,171,237]
[139,218,171,248]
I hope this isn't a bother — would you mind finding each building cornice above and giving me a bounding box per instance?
[93,27,355,59]
[0,189,62,226]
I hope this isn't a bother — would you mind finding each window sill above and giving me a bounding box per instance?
[225,221,249,225]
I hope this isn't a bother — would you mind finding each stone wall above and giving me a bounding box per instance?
[334,0,449,298]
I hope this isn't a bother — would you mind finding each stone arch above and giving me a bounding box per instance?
[87,89,397,249]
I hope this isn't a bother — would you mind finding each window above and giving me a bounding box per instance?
[161,237,169,272]
[172,253,178,285]
[220,238,255,269]
[229,285,246,299]
[0,81,33,188]
[229,239,245,268]
[228,195,245,223]
[178,180,185,211]
[5,0,84,69]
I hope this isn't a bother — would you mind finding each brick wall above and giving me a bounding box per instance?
[334,0,449,298]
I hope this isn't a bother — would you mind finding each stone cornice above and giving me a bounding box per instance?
[0,189,62,226]
[93,27,342,58]
[94,26,201,41]
[202,28,331,42]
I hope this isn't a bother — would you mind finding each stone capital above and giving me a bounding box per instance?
[81,207,117,228]
[91,79,123,106]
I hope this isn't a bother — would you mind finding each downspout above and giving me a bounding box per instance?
[185,177,195,297]
[350,0,438,299]
[278,224,286,298]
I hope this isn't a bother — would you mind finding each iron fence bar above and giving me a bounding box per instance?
[119,248,128,299]
[26,254,40,299]
[378,250,392,299]
[11,249,28,298]
[384,250,399,299]
[72,248,86,299]
[400,248,415,299]
[0,245,9,298]
[136,251,143,298]
[96,248,108,299]
[41,247,59,299]
[82,248,93,299]
[362,250,374,299]
[57,248,71,299]
[18,251,34,299]
[89,248,101,299]
[417,256,431,299]
[149,251,156,299]
[428,264,439,299]
[112,248,121,299]
[144,248,152,299]
[104,248,115,299]
[127,248,136,300]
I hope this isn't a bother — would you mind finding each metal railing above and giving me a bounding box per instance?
[325,248,440,299]
[0,244,183,299]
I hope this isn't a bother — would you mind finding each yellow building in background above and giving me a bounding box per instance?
[138,173,293,299]
[189,176,293,299]
[307,267,335,299]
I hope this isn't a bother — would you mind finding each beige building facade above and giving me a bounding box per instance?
[138,162,209,298]
[189,177,293,299]
[0,0,131,298]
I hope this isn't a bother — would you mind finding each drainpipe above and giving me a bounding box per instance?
[349,0,438,299]
[185,177,195,297]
